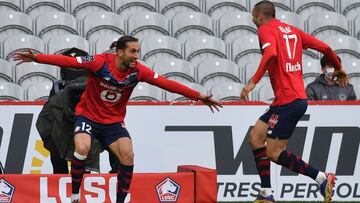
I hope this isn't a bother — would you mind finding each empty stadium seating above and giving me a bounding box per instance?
[47,34,90,54]
[0,82,23,101]
[0,0,21,12]
[115,0,157,19]
[197,58,241,89]
[140,35,182,67]
[205,0,247,20]
[128,12,170,39]
[82,12,125,44]
[153,58,196,83]
[250,0,292,12]
[184,36,227,66]
[231,35,261,70]
[35,11,78,42]
[323,35,360,61]
[340,0,360,21]
[210,82,244,101]
[24,0,66,19]
[218,12,257,43]
[93,34,120,54]
[0,59,13,82]
[307,11,349,40]
[0,12,33,42]
[69,0,112,20]
[130,82,163,101]
[276,11,304,30]
[3,34,45,60]
[294,0,336,21]
[26,81,52,101]
[159,0,201,19]
[172,12,215,42]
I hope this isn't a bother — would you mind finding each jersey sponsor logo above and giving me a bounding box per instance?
[285,62,301,72]
[156,178,180,202]
[0,178,15,203]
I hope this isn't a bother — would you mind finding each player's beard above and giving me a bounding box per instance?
[123,59,136,69]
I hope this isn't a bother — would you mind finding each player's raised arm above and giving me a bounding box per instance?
[300,31,349,87]
[241,26,277,101]
[138,65,222,113]
[12,49,104,72]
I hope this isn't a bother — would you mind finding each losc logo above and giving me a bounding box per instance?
[0,178,15,203]
[156,178,181,202]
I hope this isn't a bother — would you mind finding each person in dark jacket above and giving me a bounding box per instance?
[306,55,357,101]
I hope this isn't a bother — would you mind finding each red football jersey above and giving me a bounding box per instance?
[252,19,341,106]
[36,53,200,123]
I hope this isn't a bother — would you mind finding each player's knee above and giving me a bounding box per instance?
[75,144,90,156]
[266,148,279,162]
[248,129,261,148]
[119,150,134,165]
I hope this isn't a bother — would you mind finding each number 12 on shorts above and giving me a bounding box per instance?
[81,122,92,134]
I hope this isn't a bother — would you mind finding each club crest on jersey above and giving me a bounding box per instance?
[268,114,279,129]
[156,178,180,202]
[0,178,15,203]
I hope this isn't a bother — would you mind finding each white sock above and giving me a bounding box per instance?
[71,193,80,201]
[260,187,272,197]
[74,151,87,160]
[316,171,327,185]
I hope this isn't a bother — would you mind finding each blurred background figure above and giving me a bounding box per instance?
[306,55,357,101]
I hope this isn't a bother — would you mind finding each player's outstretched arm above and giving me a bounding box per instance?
[13,49,103,71]
[198,94,223,113]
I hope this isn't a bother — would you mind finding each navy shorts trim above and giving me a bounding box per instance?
[259,99,308,139]
[74,115,130,147]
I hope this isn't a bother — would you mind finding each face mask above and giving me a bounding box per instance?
[325,67,335,79]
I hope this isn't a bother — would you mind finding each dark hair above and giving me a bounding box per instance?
[320,55,342,68]
[110,35,138,50]
[254,0,276,18]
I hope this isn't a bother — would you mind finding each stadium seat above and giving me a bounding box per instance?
[323,35,360,61]
[130,82,163,101]
[115,0,156,19]
[0,12,33,42]
[218,12,257,43]
[94,34,121,54]
[35,12,78,42]
[250,0,292,12]
[0,82,23,101]
[354,15,360,40]
[251,75,271,101]
[276,11,304,30]
[184,36,226,66]
[83,12,126,45]
[197,58,241,89]
[0,59,13,82]
[140,35,182,67]
[302,58,322,76]
[0,0,21,12]
[26,81,52,101]
[294,0,336,21]
[172,12,215,42]
[343,58,360,75]
[15,62,58,90]
[47,34,90,54]
[153,58,196,83]
[24,0,66,19]
[243,58,263,83]
[69,0,112,20]
[204,0,247,20]
[353,84,360,98]
[3,34,45,60]
[231,35,261,70]
[165,82,206,101]
[210,82,244,101]
[159,0,201,19]
[128,12,170,39]
[307,11,349,40]
[257,82,275,102]
[340,0,360,21]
